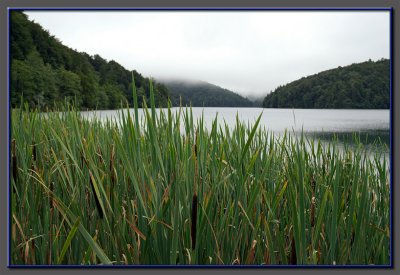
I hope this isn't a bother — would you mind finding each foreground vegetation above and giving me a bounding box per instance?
[11,79,390,265]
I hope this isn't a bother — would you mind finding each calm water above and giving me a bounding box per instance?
[81,107,390,156]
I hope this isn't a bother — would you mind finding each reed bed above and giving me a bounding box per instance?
[10,79,390,265]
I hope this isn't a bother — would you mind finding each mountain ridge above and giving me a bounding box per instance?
[262,59,390,109]
[161,79,255,107]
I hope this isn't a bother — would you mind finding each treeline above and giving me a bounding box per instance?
[162,80,254,107]
[10,11,169,110]
[263,59,390,109]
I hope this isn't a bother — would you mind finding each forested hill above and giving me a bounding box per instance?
[262,59,390,109]
[161,80,254,107]
[10,11,169,110]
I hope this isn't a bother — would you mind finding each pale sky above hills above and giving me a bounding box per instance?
[26,10,390,98]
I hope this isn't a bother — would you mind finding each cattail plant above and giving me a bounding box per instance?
[48,182,54,264]
[246,240,257,264]
[310,176,316,228]
[89,170,104,219]
[96,145,105,166]
[191,130,199,251]
[110,144,115,189]
[12,139,18,183]
[109,144,116,208]
[289,235,297,265]
[191,193,198,250]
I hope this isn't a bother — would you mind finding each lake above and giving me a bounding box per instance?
[81,107,390,156]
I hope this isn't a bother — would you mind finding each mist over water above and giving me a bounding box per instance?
[80,107,389,148]
[81,107,389,129]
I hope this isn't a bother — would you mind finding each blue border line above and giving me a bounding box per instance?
[8,265,392,270]
[6,264,393,268]
[389,7,393,269]
[7,7,10,268]
[7,7,393,11]
[7,7,393,268]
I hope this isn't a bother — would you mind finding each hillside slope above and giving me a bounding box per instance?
[10,11,169,110]
[162,80,254,107]
[262,59,390,109]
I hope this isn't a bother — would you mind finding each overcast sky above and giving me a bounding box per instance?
[25,11,390,98]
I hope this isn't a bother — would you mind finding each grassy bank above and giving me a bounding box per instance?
[10,81,390,265]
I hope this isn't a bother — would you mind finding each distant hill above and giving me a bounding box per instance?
[161,80,254,107]
[262,59,390,109]
[246,95,265,107]
[10,11,169,110]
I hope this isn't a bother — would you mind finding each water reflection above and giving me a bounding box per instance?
[305,130,389,149]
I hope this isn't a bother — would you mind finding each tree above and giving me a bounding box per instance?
[10,11,34,60]
[56,67,83,107]
[263,59,390,109]
[10,11,171,110]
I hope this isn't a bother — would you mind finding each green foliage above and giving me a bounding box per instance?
[11,89,389,265]
[263,59,390,109]
[10,11,34,60]
[163,80,254,107]
[56,67,83,106]
[10,11,170,110]
[11,49,59,109]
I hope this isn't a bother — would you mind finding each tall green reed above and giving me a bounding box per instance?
[10,75,390,265]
